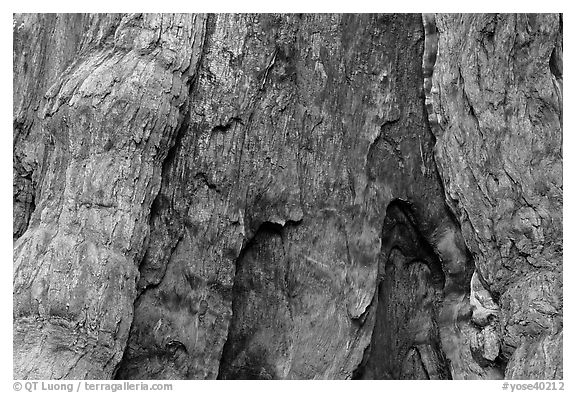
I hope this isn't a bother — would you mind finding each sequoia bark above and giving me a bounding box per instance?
[431,14,563,379]
[13,13,562,380]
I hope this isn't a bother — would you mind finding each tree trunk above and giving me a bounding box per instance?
[13,13,562,380]
[431,14,563,379]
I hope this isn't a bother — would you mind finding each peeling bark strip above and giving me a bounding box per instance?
[14,13,562,380]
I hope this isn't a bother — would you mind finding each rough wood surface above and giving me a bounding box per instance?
[13,13,562,380]
[431,13,563,379]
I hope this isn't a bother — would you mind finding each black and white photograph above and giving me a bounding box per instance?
[11,9,564,387]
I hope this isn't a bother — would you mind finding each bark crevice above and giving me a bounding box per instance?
[353,199,451,380]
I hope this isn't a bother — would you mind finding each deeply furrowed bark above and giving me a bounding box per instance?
[13,13,562,380]
[431,14,562,379]
[13,13,206,379]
